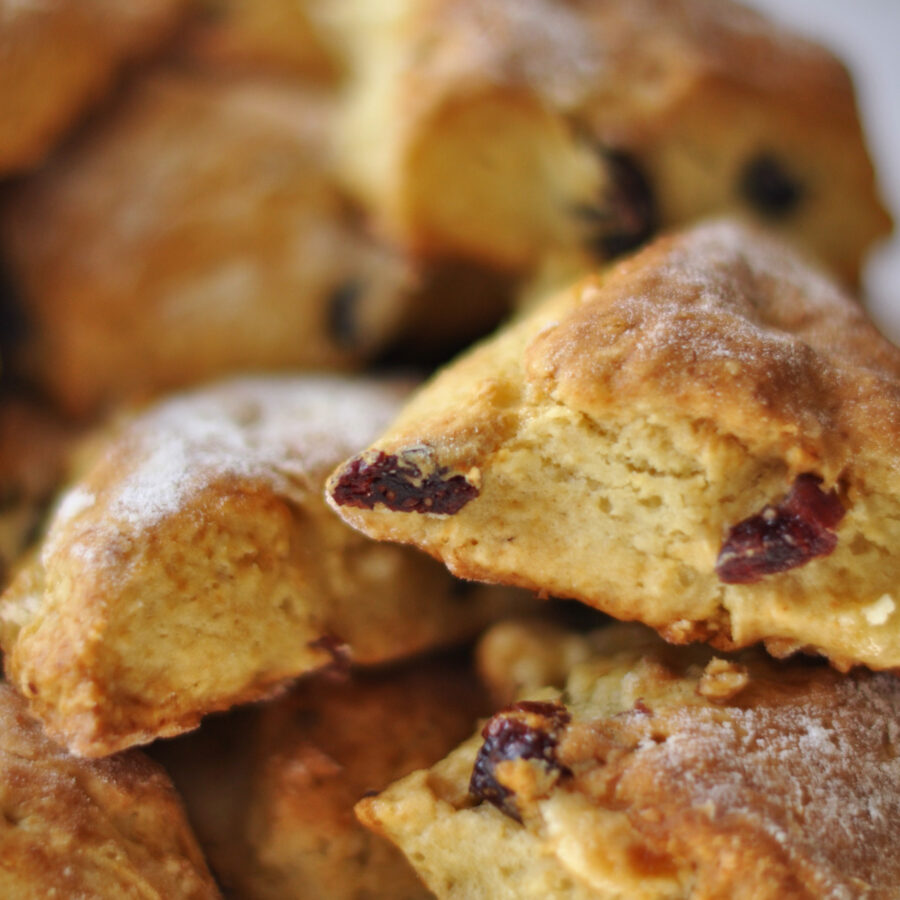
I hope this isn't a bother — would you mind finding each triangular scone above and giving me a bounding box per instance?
[358,620,900,900]
[154,651,489,900]
[0,682,219,898]
[332,0,889,282]
[328,220,900,671]
[0,375,523,757]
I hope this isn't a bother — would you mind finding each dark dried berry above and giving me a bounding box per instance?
[574,148,658,259]
[330,449,478,515]
[739,153,804,219]
[469,700,571,822]
[326,280,363,350]
[716,474,845,584]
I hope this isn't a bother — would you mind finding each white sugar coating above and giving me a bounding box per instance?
[633,672,900,897]
[93,375,412,533]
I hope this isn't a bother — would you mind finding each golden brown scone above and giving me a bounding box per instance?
[329,220,900,672]
[0,69,411,418]
[154,651,490,899]
[359,620,900,900]
[0,394,76,589]
[0,375,524,757]
[182,0,339,81]
[0,0,186,175]
[0,681,219,899]
[333,0,890,284]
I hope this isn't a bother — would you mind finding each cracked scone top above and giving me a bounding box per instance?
[0,375,522,757]
[329,219,900,671]
[358,620,900,900]
[333,0,890,282]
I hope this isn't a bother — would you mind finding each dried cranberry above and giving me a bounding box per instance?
[739,152,804,219]
[716,474,845,584]
[330,449,478,515]
[469,700,571,822]
[574,148,658,259]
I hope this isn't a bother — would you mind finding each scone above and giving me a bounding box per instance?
[334,0,890,283]
[0,394,76,589]
[0,69,410,418]
[0,681,219,899]
[154,651,489,899]
[329,220,900,672]
[0,375,524,757]
[183,0,338,81]
[359,619,900,899]
[0,0,185,174]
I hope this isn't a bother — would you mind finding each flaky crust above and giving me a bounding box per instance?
[0,0,186,174]
[0,375,523,756]
[0,69,411,417]
[334,0,889,281]
[359,620,900,899]
[0,682,219,898]
[156,652,489,900]
[328,220,900,670]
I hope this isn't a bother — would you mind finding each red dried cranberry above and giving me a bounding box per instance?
[330,448,478,514]
[716,474,845,584]
[469,700,571,822]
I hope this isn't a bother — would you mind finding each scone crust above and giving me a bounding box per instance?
[0,682,219,898]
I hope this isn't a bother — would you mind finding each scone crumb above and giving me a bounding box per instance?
[697,658,749,703]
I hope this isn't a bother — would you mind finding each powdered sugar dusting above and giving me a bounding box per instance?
[87,376,409,534]
[623,671,900,896]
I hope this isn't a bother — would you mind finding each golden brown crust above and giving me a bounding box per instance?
[0,375,524,756]
[360,621,900,899]
[0,682,219,898]
[0,0,187,174]
[335,0,889,281]
[181,0,339,81]
[0,69,411,418]
[156,653,489,900]
[328,221,900,671]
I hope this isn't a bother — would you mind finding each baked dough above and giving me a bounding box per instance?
[0,0,185,174]
[358,619,900,899]
[0,70,411,417]
[183,0,338,81]
[0,375,523,756]
[328,220,900,671]
[155,651,488,899]
[0,681,219,899]
[334,0,890,283]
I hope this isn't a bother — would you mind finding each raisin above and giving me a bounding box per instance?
[330,448,478,515]
[574,148,658,259]
[739,153,804,219]
[469,700,571,822]
[326,280,363,350]
[716,474,845,584]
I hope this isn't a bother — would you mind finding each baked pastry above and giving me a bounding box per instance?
[0,375,524,756]
[0,681,219,898]
[0,394,76,589]
[0,0,185,175]
[329,219,900,672]
[334,0,890,283]
[183,0,338,81]
[0,69,411,418]
[358,619,900,899]
[154,651,489,899]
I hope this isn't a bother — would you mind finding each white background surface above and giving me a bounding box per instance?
[743,0,900,344]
